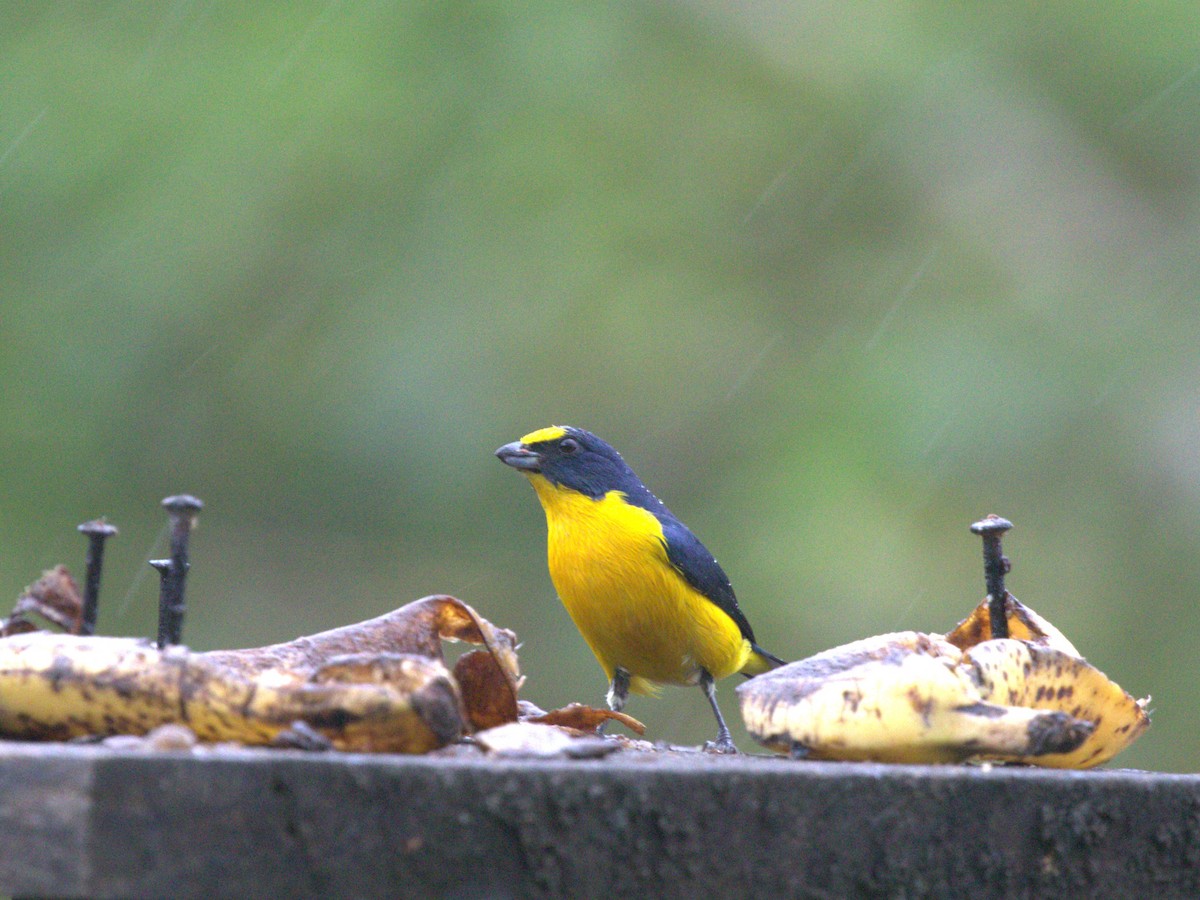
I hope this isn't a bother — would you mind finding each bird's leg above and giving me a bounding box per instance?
[598,666,631,736]
[700,669,738,754]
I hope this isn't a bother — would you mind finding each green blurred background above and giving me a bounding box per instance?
[1,3,1195,771]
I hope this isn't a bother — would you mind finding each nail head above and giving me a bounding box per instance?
[78,519,119,538]
[162,495,204,514]
[970,515,1013,536]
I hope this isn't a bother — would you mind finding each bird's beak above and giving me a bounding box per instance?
[495,441,542,472]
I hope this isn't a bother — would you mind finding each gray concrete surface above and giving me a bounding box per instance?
[0,742,1195,899]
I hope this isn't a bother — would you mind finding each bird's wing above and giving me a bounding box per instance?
[658,515,757,644]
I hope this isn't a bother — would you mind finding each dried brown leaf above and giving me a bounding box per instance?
[11,566,83,633]
[523,701,646,736]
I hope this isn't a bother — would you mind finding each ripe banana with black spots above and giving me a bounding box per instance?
[737,596,1149,767]
[0,595,520,753]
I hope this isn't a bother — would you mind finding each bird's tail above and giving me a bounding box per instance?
[740,642,786,677]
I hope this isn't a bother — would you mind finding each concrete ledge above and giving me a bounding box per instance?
[0,743,1194,898]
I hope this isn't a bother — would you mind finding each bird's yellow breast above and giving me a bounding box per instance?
[526,474,752,693]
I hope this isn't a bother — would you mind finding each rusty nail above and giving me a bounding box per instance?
[153,494,203,647]
[969,514,1013,639]
[77,518,118,636]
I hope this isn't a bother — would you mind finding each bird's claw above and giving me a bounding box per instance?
[703,738,740,755]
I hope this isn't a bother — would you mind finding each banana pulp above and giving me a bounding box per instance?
[0,595,521,753]
[736,597,1149,768]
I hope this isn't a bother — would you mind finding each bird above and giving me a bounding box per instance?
[496,425,784,752]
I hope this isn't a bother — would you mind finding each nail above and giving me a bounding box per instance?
[149,557,172,640]
[969,515,1013,639]
[77,519,118,636]
[154,494,203,647]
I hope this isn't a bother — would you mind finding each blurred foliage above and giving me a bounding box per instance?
[1,2,1197,771]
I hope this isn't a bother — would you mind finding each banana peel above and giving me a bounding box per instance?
[737,595,1149,768]
[471,702,648,759]
[0,594,523,753]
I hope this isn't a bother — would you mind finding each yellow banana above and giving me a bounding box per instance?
[0,595,521,753]
[737,597,1149,767]
[963,638,1148,768]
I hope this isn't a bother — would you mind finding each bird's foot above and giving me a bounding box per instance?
[702,737,740,755]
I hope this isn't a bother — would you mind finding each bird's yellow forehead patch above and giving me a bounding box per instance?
[520,425,569,445]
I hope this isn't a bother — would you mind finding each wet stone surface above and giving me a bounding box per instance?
[0,742,1196,899]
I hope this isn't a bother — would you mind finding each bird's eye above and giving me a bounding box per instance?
[560,438,579,454]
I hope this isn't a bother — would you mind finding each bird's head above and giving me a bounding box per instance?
[495,426,639,499]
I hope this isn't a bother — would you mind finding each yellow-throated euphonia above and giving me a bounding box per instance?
[496,425,783,751]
